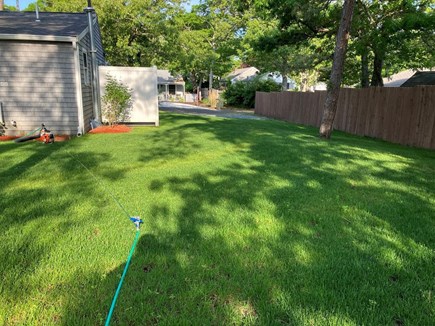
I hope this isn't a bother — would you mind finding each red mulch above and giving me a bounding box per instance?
[55,135,71,142]
[89,124,132,134]
[0,135,71,142]
[0,135,18,141]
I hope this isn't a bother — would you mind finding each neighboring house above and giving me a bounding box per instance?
[400,71,435,87]
[227,68,300,90]
[383,69,434,87]
[157,70,185,100]
[226,67,260,83]
[0,9,105,136]
[259,72,297,90]
[310,82,327,91]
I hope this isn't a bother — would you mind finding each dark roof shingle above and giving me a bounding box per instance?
[0,11,89,37]
[401,71,435,87]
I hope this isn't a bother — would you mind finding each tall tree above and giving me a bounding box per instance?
[350,0,435,87]
[40,0,183,67]
[170,10,212,96]
[240,2,335,91]
[319,0,356,139]
[197,0,246,89]
[171,1,244,92]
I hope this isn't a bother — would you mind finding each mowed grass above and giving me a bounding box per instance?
[0,112,434,325]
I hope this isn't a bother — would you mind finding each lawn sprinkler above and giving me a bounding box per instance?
[129,217,143,230]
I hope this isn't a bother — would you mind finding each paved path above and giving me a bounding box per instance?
[159,101,268,120]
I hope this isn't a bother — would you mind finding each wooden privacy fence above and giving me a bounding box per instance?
[255,86,435,149]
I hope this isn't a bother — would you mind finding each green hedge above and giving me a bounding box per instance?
[223,77,281,108]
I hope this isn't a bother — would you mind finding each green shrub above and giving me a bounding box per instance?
[223,77,281,108]
[201,97,210,106]
[102,74,133,126]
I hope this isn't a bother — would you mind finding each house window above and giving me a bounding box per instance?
[82,51,90,86]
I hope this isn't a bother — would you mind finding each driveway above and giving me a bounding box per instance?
[159,101,268,120]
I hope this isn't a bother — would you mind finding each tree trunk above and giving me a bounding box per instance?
[361,49,369,88]
[300,72,309,92]
[319,0,356,139]
[370,53,384,86]
[209,67,213,91]
[189,72,199,104]
[281,74,288,91]
[0,0,4,10]
[197,79,202,105]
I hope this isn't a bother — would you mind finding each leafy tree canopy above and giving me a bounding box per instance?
[21,0,435,89]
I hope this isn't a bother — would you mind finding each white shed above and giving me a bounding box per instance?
[99,66,159,126]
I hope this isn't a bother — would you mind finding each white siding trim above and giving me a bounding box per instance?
[77,27,89,42]
[73,41,85,135]
[76,16,97,42]
[0,34,76,42]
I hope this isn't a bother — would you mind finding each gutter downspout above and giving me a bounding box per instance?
[85,1,101,122]
[0,102,5,126]
[73,40,85,136]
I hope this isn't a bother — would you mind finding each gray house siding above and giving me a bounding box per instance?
[0,41,79,136]
[0,11,106,136]
[93,17,105,65]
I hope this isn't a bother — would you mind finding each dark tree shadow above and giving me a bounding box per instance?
[2,113,434,324]
[58,113,435,324]
[0,140,131,323]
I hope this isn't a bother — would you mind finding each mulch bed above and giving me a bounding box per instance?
[0,135,18,142]
[89,124,132,134]
[1,125,131,141]
[0,135,71,142]
[55,135,71,142]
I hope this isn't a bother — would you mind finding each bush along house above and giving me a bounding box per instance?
[0,7,105,137]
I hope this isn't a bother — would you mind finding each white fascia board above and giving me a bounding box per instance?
[77,16,97,43]
[0,34,76,43]
[77,27,89,42]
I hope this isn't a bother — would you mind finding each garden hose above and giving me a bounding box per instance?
[105,218,142,326]
[66,151,144,325]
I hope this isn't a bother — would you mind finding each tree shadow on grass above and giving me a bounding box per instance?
[60,166,433,324]
[139,116,209,165]
[0,141,132,324]
[59,113,434,324]
[163,114,435,248]
[3,113,433,324]
[0,143,127,234]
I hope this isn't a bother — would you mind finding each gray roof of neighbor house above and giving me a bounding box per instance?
[157,70,184,84]
[0,11,91,38]
[401,71,435,87]
[383,69,417,87]
[226,67,259,82]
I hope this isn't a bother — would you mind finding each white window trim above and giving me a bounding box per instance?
[82,50,91,86]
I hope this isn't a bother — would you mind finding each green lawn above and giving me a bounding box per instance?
[1,112,434,325]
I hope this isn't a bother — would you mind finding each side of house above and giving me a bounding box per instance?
[0,40,79,135]
[76,17,106,133]
[157,70,185,101]
[0,11,105,137]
